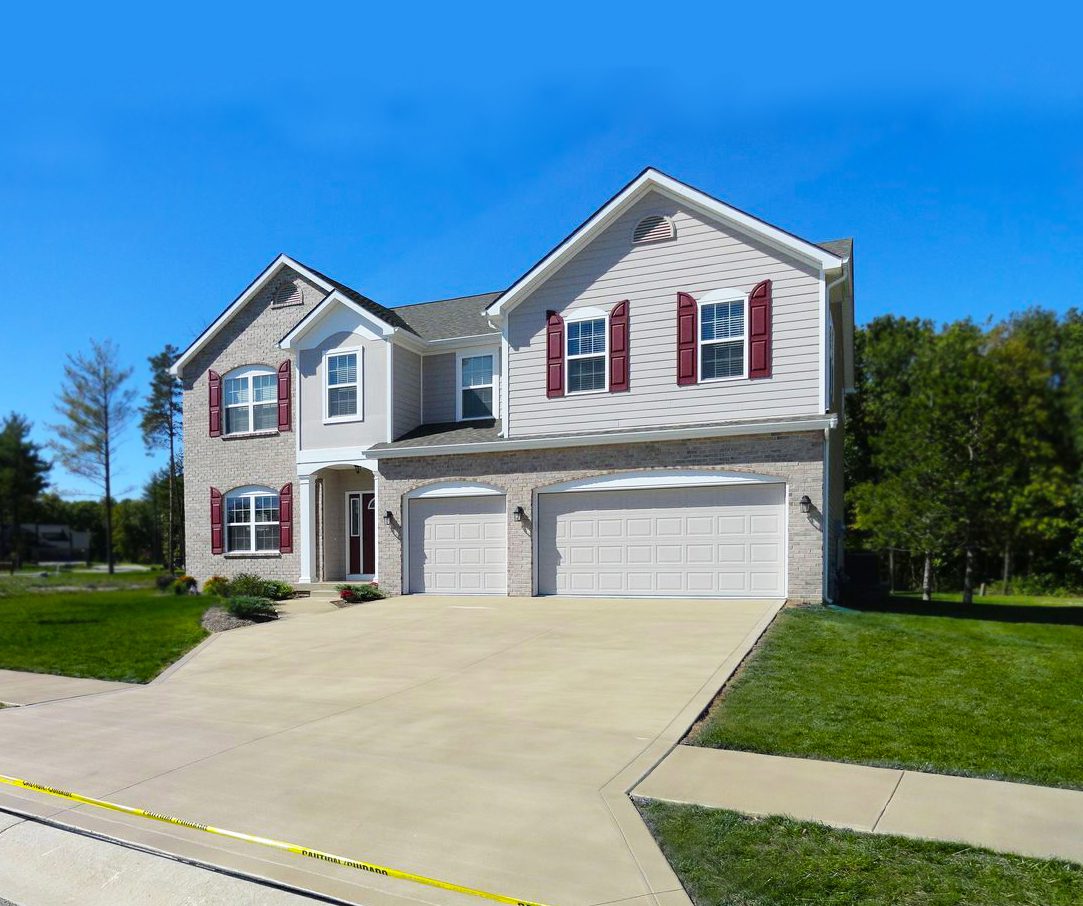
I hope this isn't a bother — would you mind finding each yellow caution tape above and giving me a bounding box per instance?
[0,773,549,906]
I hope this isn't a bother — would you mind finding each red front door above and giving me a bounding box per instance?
[348,492,377,576]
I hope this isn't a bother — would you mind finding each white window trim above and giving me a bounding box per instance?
[455,348,499,422]
[697,290,749,384]
[565,313,609,396]
[322,346,364,424]
[225,485,280,554]
[223,365,278,437]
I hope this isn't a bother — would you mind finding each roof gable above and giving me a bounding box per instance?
[485,167,846,318]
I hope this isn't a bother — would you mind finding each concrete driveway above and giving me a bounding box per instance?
[0,596,781,906]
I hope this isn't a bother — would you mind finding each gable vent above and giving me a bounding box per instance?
[632,215,675,244]
[272,282,303,308]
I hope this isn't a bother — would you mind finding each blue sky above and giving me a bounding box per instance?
[2,2,1082,499]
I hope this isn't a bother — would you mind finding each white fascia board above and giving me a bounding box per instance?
[367,415,837,459]
[485,168,845,318]
[297,446,378,476]
[171,254,334,376]
[279,289,396,349]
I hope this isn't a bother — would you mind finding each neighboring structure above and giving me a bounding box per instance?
[173,168,853,602]
[0,523,91,564]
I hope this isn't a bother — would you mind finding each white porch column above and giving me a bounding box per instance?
[298,474,316,584]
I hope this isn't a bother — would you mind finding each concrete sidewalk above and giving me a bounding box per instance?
[634,746,1083,864]
[0,669,129,706]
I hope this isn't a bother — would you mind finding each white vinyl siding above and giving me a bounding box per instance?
[422,353,457,423]
[393,345,422,438]
[506,191,822,435]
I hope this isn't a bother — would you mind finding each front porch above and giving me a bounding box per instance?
[297,464,378,584]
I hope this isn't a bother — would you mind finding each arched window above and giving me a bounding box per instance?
[226,486,280,552]
[223,365,277,434]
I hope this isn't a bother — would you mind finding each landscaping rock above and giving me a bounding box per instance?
[201,606,256,633]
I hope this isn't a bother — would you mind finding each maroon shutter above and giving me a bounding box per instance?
[277,360,292,432]
[546,310,565,398]
[748,279,773,379]
[210,487,224,554]
[279,483,293,553]
[208,370,222,436]
[677,292,698,385]
[609,300,630,392]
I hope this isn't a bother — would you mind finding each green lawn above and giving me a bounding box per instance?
[0,569,157,598]
[0,589,208,682]
[689,600,1083,788]
[639,801,1082,906]
[897,590,1083,608]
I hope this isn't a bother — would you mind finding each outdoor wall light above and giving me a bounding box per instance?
[799,495,812,514]
[513,506,525,522]
[383,510,393,525]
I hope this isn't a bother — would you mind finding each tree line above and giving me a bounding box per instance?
[846,308,1083,601]
[0,342,182,574]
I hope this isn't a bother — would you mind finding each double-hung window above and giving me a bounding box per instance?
[700,297,746,380]
[566,317,607,393]
[459,353,495,420]
[325,349,361,421]
[224,368,277,434]
[226,487,280,552]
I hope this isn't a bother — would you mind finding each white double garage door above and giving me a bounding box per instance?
[407,478,787,598]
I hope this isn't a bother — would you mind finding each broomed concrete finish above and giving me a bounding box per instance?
[0,669,129,706]
[0,596,781,906]
[635,746,1083,864]
[0,817,316,905]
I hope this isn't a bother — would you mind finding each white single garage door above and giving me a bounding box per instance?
[408,495,507,594]
[537,483,786,597]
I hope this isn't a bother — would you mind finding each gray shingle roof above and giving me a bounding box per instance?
[384,419,502,446]
[818,238,853,260]
[393,292,502,341]
[292,258,420,335]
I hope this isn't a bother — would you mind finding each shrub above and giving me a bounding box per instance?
[337,583,385,603]
[170,575,197,595]
[226,573,267,598]
[261,579,295,601]
[226,596,278,621]
[155,571,177,591]
[202,576,231,597]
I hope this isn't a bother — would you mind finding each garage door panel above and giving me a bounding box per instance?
[538,484,785,598]
[408,496,507,595]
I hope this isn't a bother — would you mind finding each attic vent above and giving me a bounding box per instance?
[632,215,674,244]
[272,282,303,308]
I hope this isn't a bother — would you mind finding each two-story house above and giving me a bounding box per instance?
[172,168,854,602]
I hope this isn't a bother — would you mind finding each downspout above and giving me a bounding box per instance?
[821,260,850,604]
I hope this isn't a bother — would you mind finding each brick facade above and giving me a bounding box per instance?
[181,269,324,584]
[375,431,826,601]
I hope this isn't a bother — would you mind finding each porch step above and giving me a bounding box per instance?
[294,581,377,595]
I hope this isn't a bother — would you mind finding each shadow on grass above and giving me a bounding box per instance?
[838,595,1083,626]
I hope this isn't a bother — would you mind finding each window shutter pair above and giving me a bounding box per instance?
[676,280,773,384]
[545,302,630,398]
[210,483,292,555]
[207,361,292,435]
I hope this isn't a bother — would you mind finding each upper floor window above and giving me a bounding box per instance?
[324,348,362,422]
[224,366,277,434]
[567,317,607,393]
[226,486,279,552]
[700,296,746,381]
[459,353,495,420]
